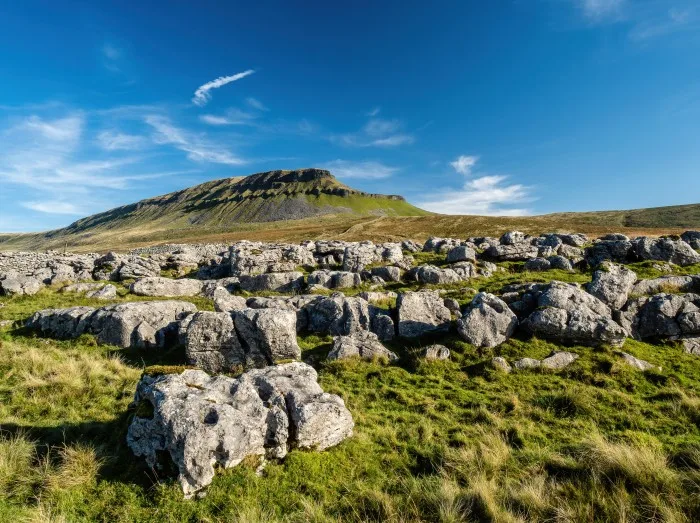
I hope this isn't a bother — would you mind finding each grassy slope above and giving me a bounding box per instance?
[2,205,699,253]
[1,265,700,521]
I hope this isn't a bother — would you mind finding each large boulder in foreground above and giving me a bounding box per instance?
[127,363,354,497]
[397,290,451,338]
[522,282,627,347]
[457,293,517,348]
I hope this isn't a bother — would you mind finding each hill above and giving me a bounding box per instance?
[0,167,697,252]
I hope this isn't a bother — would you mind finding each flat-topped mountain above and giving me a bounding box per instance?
[66,168,427,232]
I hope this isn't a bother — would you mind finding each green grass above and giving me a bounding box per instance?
[2,281,700,521]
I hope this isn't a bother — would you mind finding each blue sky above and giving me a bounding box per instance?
[1,1,699,232]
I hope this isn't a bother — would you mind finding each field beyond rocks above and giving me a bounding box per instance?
[2,230,700,522]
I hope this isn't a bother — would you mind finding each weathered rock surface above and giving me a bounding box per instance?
[90,301,197,348]
[631,275,699,296]
[229,241,315,276]
[27,300,196,348]
[328,331,398,361]
[212,287,248,312]
[541,351,579,369]
[618,293,700,340]
[86,284,117,300]
[307,270,361,289]
[233,309,301,365]
[130,277,204,297]
[682,336,700,355]
[415,265,461,285]
[586,262,637,310]
[484,242,539,262]
[185,311,244,373]
[522,282,627,347]
[457,293,517,348]
[27,306,97,339]
[490,356,512,373]
[631,237,700,267]
[127,363,353,497]
[0,275,43,296]
[239,272,304,293]
[681,231,700,250]
[446,246,476,264]
[397,290,451,338]
[584,240,633,267]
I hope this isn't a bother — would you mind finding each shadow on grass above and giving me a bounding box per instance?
[0,412,166,490]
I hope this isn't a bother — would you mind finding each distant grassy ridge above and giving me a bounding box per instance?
[545,203,700,229]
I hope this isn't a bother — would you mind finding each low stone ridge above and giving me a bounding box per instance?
[328,331,398,361]
[27,301,196,349]
[130,277,204,297]
[127,362,354,497]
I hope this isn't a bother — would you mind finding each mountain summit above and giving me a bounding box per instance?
[65,169,425,234]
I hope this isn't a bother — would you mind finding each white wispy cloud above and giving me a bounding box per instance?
[22,200,84,215]
[199,108,258,126]
[332,117,414,148]
[192,70,255,107]
[629,7,696,41]
[102,43,124,73]
[418,156,534,215]
[97,130,146,150]
[0,113,189,197]
[20,115,83,142]
[578,0,625,19]
[450,155,479,175]
[320,159,399,179]
[246,97,268,111]
[146,114,246,165]
[366,107,381,117]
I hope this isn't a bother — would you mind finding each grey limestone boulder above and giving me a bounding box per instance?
[0,275,43,296]
[239,272,304,293]
[233,308,301,365]
[127,363,353,498]
[522,282,627,347]
[457,293,517,348]
[586,262,638,310]
[397,290,451,338]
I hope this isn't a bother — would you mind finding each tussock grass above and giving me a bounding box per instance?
[2,282,700,520]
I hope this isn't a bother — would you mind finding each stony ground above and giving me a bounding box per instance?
[1,231,700,522]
